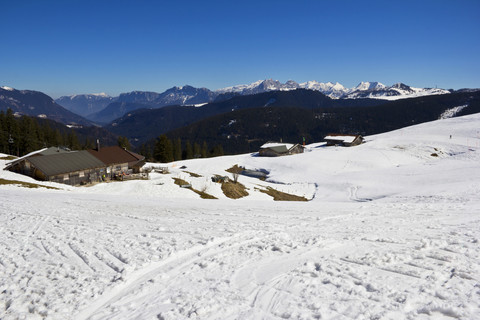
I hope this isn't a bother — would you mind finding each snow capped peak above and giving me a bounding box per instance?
[300,81,346,91]
[215,80,263,94]
[215,79,299,95]
[344,81,450,100]
[391,83,412,91]
[61,93,111,100]
[298,81,349,99]
[285,80,299,86]
[355,82,386,91]
[91,92,109,97]
[1,86,14,91]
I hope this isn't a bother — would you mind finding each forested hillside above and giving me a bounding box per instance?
[106,89,385,145]
[0,109,118,157]
[149,90,480,155]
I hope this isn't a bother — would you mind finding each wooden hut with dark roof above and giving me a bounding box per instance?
[87,145,145,179]
[16,151,107,186]
[5,147,76,177]
[4,144,146,186]
[258,142,304,157]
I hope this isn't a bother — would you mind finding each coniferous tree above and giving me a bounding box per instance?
[154,134,174,163]
[5,109,19,155]
[139,143,147,158]
[65,130,80,150]
[0,111,6,153]
[18,116,38,154]
[139,143,153,161]
[193,142,201,158]
[145,144,153,161]
[201,141,208,158]
[211,144,224,157]
[53,129,63,147]
[173,138,182,161]
[117,136,131,150]
[183,140,193,159]
[83,137,95,150]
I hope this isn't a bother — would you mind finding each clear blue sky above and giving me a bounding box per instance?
[1,0,479,98]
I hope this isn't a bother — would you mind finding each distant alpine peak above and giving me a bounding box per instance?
[354,81,386,91]
[1,86,15,91]
[91,92,109,97]
[300,81,346,90]
[59,92,112,100]
[217,79,298,95]
[391,82,409,89]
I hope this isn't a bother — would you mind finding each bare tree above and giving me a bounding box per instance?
[230,165,242,184]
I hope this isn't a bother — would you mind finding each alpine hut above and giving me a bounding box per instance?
[258,142,304,157]
[324,134,364,147]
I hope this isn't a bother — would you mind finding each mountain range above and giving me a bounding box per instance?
[1,83,479,158]
[55,80,452,124]
[1,86,92,126]
[106,89,480,154]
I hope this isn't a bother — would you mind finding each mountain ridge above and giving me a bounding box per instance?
[0,87,94,126]
[54,80,453,124]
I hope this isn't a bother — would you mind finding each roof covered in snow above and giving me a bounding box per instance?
[260,142,295,150]
[324,135,360,143]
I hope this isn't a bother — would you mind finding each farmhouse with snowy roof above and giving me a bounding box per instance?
[324,134,364,147]
[258,142,304,157]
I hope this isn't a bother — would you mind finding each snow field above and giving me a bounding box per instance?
[0,113,479,319]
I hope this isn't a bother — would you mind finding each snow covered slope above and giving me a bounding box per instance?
[1,114,479,319]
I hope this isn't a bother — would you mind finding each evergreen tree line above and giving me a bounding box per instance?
[138,134,224,163]
[0,108,129,157]
[0,109,86,156]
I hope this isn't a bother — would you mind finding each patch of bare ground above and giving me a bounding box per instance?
[225,164,242,174]
[257,186,308,201]
[0,156,17,161]
[0,178,60,190]
[172,177,217,199]
[221,181,249,199]
[183,171,202,177]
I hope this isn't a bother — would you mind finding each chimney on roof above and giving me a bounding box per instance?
[96,139,100,151]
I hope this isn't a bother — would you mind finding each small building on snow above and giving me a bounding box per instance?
[258,142,304,157]
[4,145,146,186]
[6,150,107,186]
[324,134,364,147]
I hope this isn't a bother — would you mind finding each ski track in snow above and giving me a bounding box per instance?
[0,114,480,319]
[1,192,478,319]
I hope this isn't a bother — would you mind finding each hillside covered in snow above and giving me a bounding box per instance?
[0,114,479,319]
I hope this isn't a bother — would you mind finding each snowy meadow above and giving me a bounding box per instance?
[1,114,480,319]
